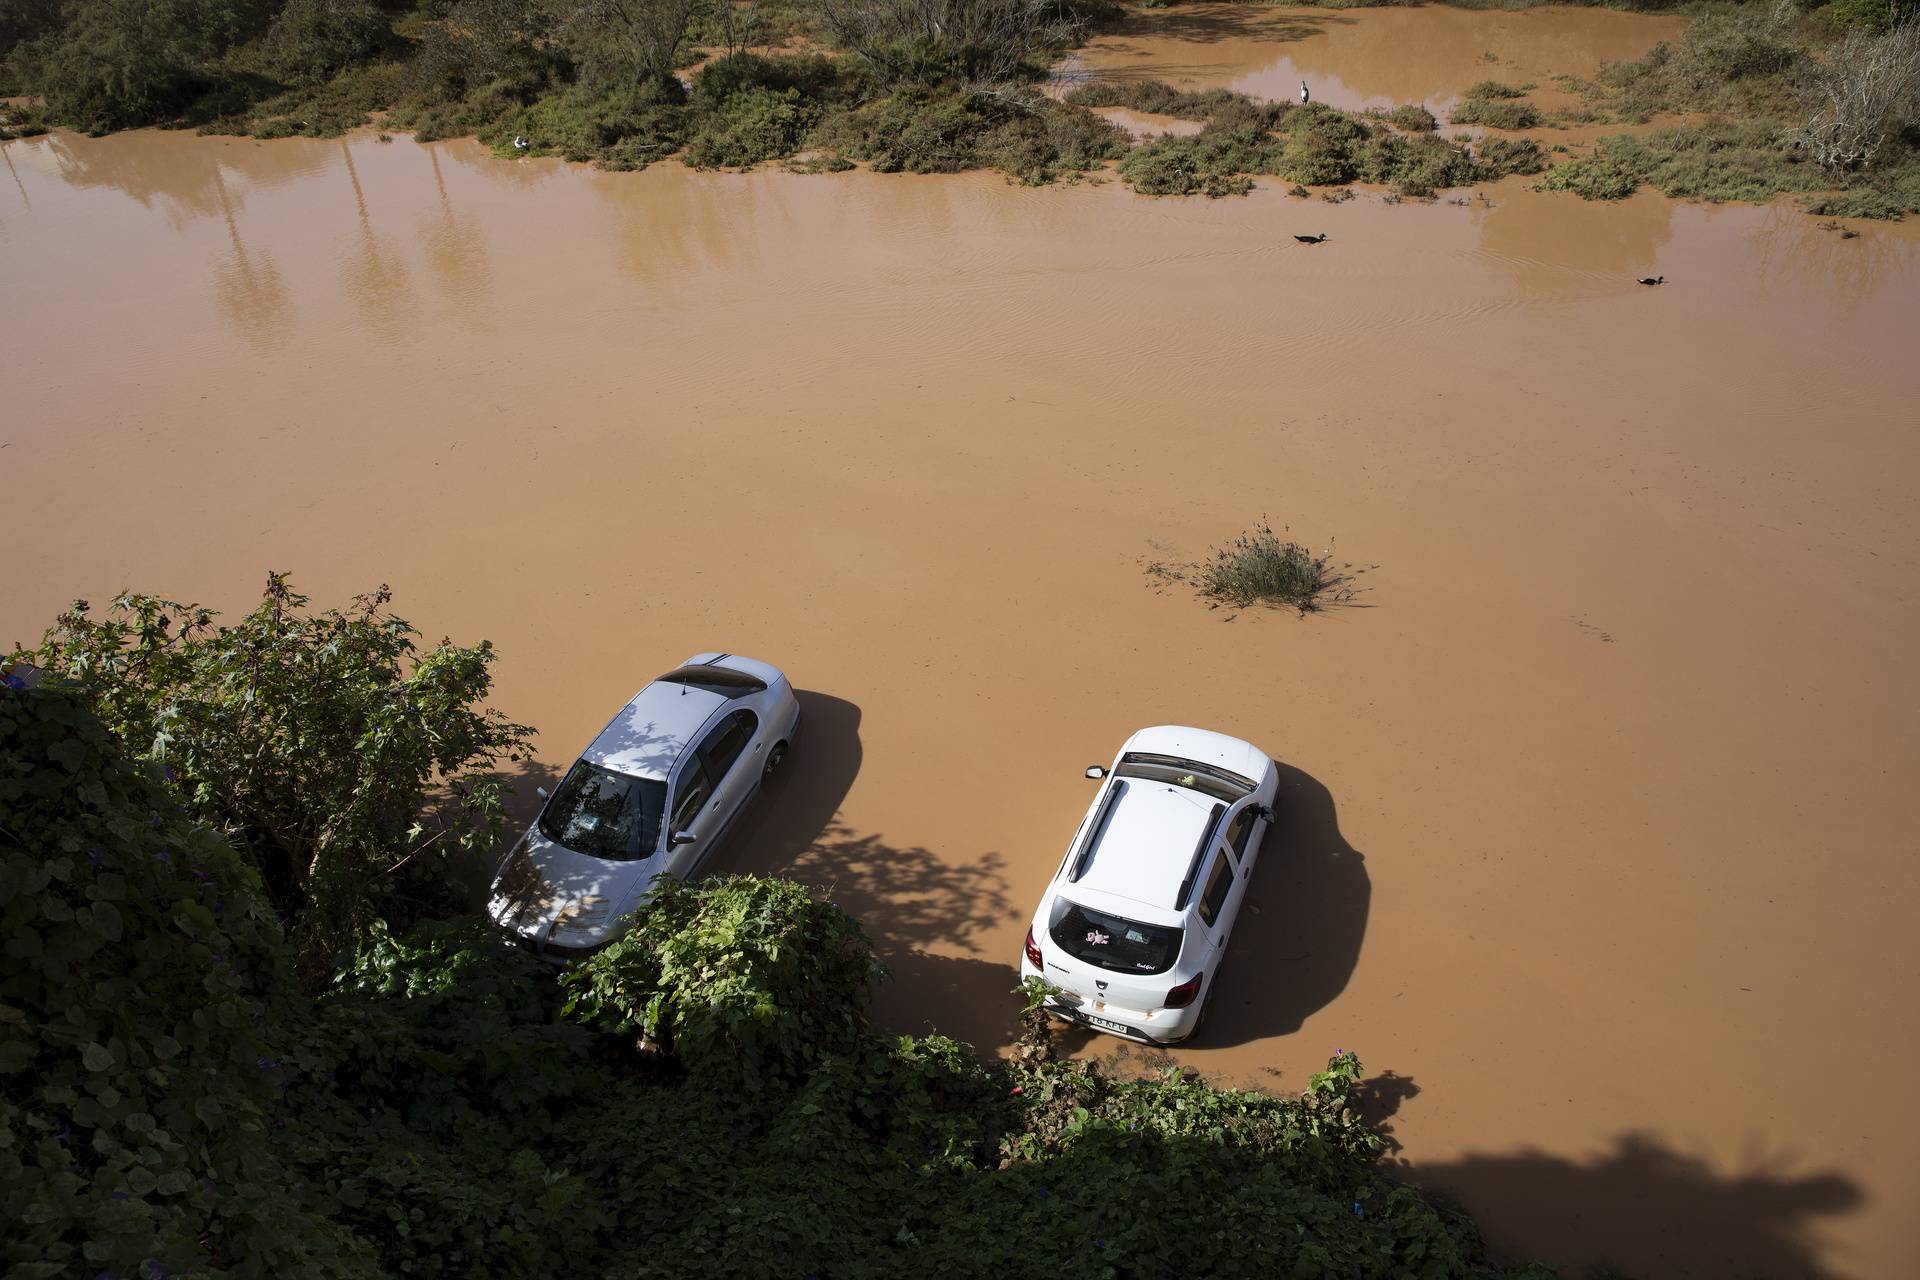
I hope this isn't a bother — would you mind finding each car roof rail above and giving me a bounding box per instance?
[1067,779,1127,882]
[1173,803,1228,911]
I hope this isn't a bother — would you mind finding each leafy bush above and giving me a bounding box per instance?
[1464,78,1528,100]
[10,0,260,130]
[685,85,819,167]
[1119,126,1273,195]
[0,676,361,1279]
[1378,102,1439,132]
[1474,135,1549,176]
[561,875,886,1088]
[1196,520,1352,613]
[18,575,531,976]
[261,0,390,85]
[1541,121,1826,202]
[1451,97,1543,129]
[1065,77,1278,124]
[1271,101,1373,184]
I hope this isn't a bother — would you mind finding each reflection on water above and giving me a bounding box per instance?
[210,163,293,351]
[338,138,416,342]
[3,143,29,213]
[421,147,493,321]
[1472,186,1675,301]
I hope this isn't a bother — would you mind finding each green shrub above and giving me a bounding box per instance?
[561,875,885,1088]
[817,86,998,172]
[1195,520,1351,612]
[1464,79,1528,100]
[1541,121,1824,202]
[1378,102,1439,132]
[685,85,819,167]
[261,0,390,85]
[1272,101,1372,185]
[977,97,1128,182]
[19,575,531,976]
[1065,78,1277,124]
[1474,135,1548,176]
[11,0,257,130]
[481,78,687,164]
[0,677,362,1279]
[1451,97,1542,129]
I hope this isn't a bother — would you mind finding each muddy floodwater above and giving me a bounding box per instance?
[5,8,1919,1275]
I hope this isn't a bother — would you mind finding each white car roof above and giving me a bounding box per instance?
[1069,779,1220,915]
[582,653,789,782]
[1123,725,1269,787]
[584,681,724,781]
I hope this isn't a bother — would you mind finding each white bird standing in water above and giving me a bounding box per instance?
[1300,81,1310,105]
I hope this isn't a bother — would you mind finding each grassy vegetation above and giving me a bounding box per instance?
[3,614,1557,1278]
[1082,81,1543,197]
[1536,3,1920,215]
[1450,80,1544,129]
[1149,521,1356,613]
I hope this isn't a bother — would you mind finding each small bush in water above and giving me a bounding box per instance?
[1197,520,1351,612]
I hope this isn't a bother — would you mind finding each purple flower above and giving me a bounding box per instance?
[111,1192,129,1201]
[88,849,104,866]
[1036,1187,1050,1198]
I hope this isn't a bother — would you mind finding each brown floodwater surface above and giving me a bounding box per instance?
[5,43,1919,1279]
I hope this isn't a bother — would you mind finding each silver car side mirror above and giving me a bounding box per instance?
[1085,766,1107,780]
[671,830,698,848]
[535,786,549,801]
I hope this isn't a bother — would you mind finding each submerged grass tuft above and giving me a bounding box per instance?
[1194,521,1354,613]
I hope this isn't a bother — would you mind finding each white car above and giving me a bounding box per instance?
[487,653,801,959]
[1018,726,1279,1045]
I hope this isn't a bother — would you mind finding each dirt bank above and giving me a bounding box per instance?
[4,79,1918,1280]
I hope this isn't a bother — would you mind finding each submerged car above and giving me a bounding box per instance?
[487,653,800,959]
[1018,726,1279,1045]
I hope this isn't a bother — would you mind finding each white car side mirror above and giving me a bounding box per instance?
[535,786,549,801]
[1085,765,1107,780]
[671,830,698,848]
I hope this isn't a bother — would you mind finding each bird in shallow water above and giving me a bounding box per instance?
[1636,275,1665,285]
[1295,233,1329,244]
[1300,81,1310,105]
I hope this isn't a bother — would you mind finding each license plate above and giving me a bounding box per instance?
[1083,1013,1132,1035]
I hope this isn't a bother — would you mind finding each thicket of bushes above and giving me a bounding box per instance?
[1551,3,1920,214]
[0,619,1556,1278]
[1081,83,1544,197]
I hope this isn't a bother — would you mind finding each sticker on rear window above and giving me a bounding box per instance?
[1085,930,1109,945]
[1125,929,1147,944]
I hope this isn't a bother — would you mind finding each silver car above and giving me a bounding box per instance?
[487,653,801,959]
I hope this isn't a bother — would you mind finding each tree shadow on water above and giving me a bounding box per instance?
[719,691,1024,1047]
[1402,1135,1865,1279]
[1203,762,1370,1047]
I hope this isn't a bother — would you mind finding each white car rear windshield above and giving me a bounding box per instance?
[539,761,666,862]
[1113,752,1254,803]
[1050,898,1183,975]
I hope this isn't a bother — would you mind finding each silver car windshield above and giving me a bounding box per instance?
[1049,898,1183,975]
[538,761,666,862]
[1113,752,1254,803]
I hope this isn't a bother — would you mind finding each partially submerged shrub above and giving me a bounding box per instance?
[561,875,886,1088]
[1065,78,1275,124]
[1541,121,1825,203]
[1451,97,1542,130]
[1474,135,1548,177]
[19,575,532,976]
[1463,79,1529,100]
[1377,102,1439,133]
[482,78,687,164]
[1195,521,1352,613]
[1119,126,1273,195]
